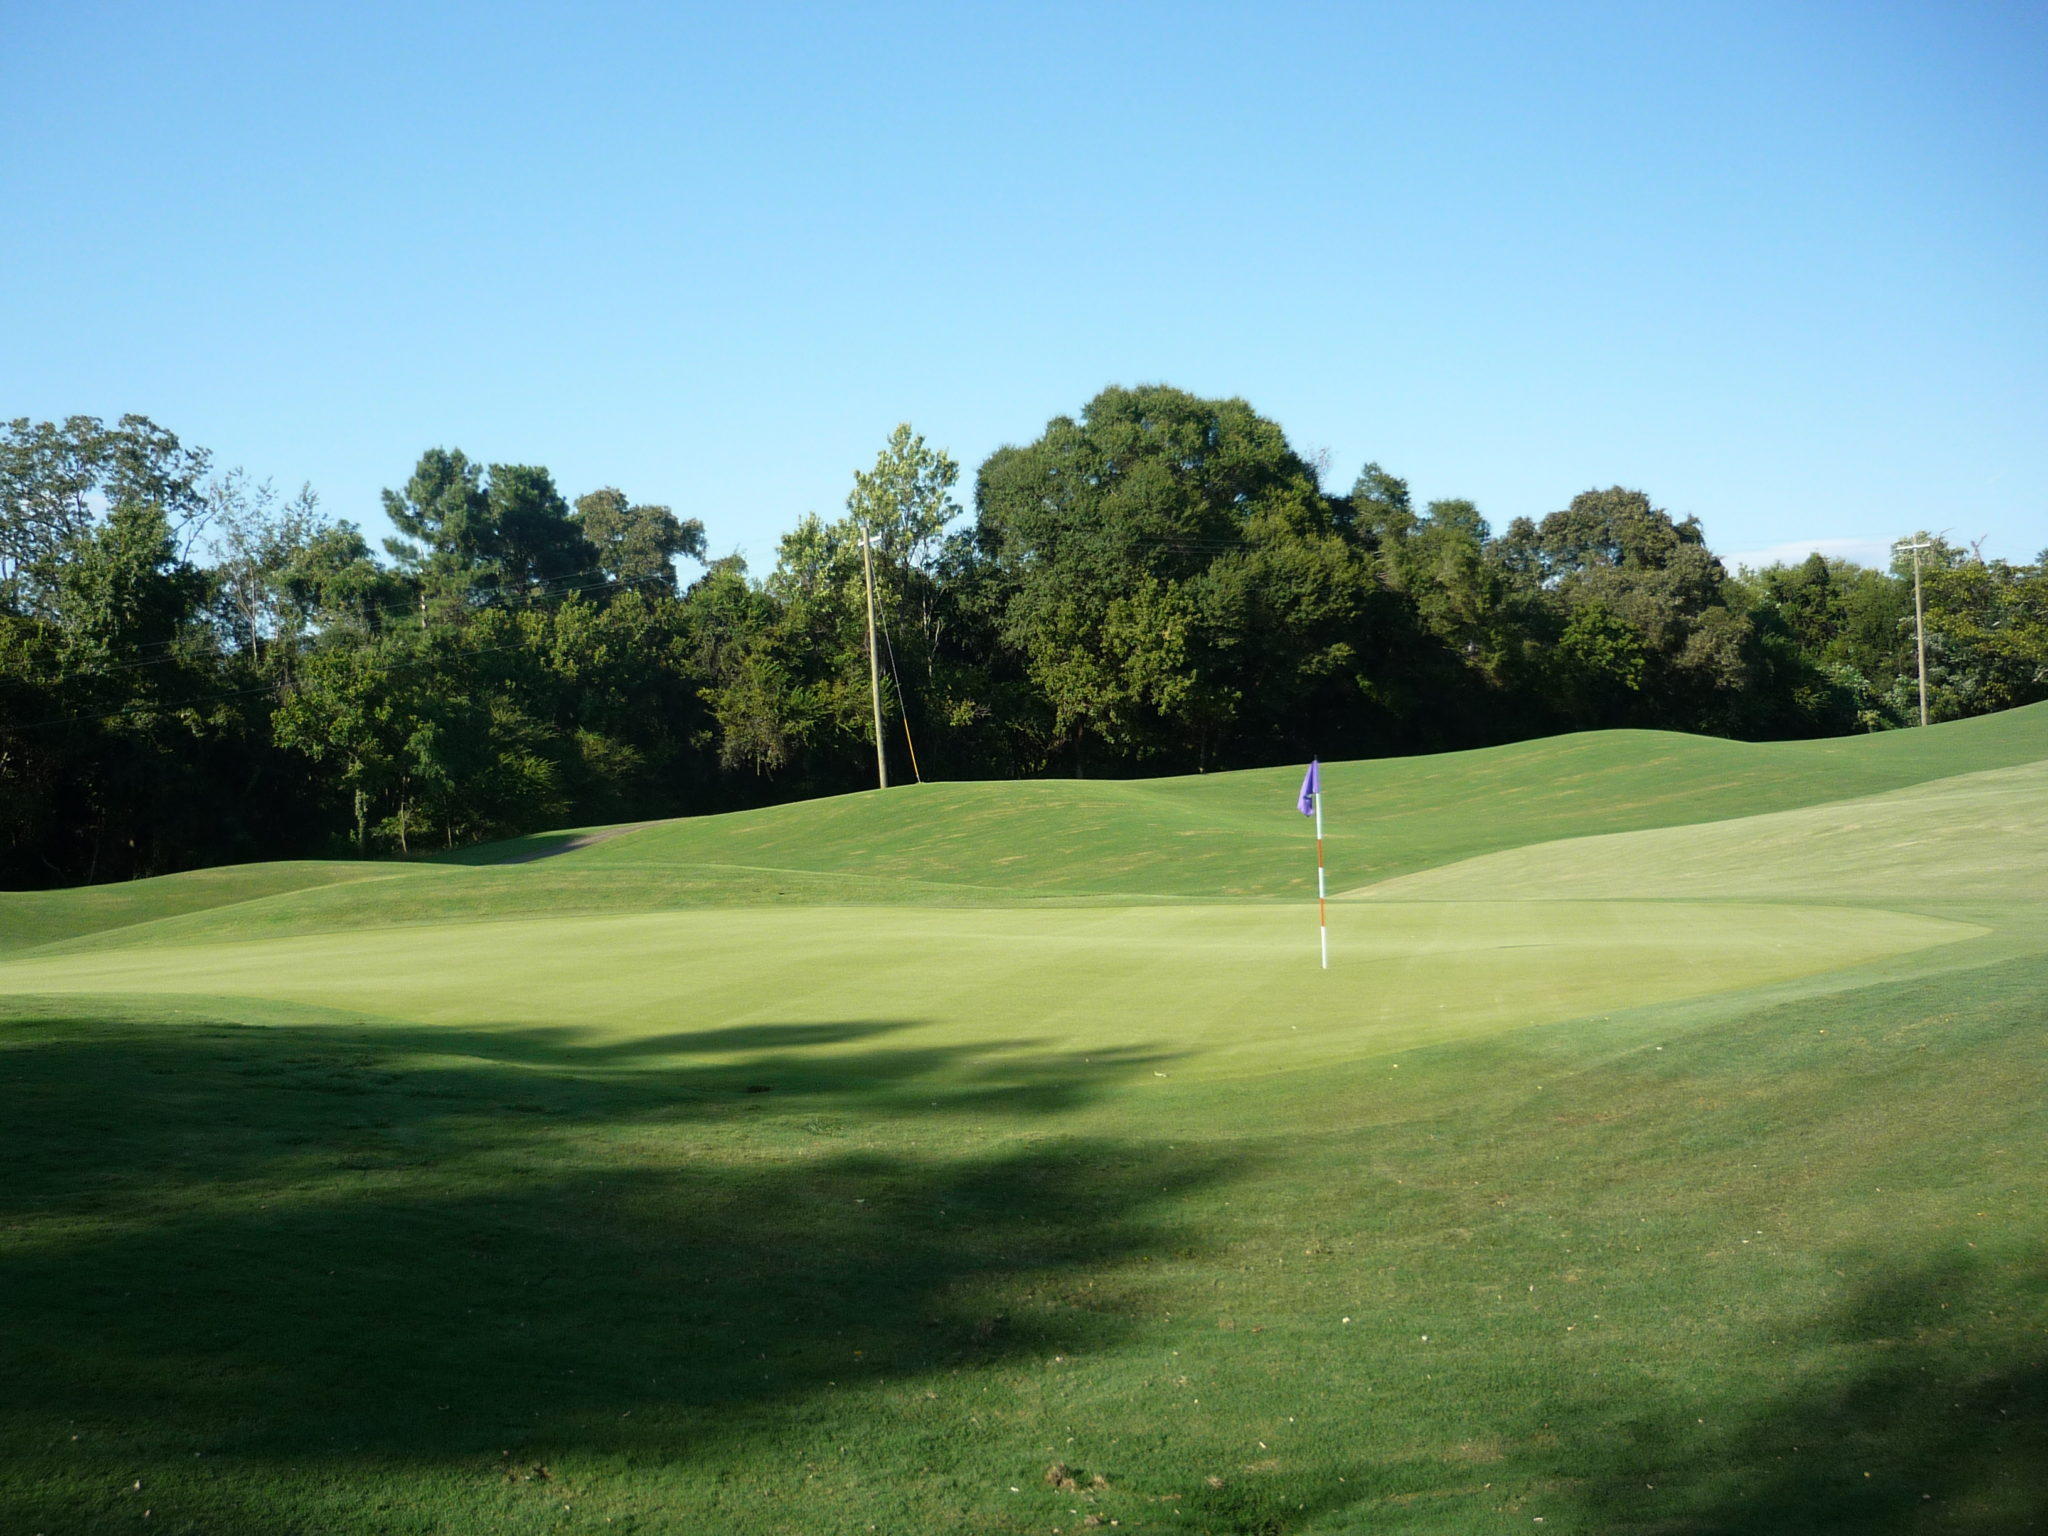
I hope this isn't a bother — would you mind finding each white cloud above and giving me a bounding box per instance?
[1717,537,1894,573]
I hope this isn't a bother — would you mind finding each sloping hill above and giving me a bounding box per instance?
[471,699,2048,896]
[5,708,2038,1075]
[5,701,2045,955]
[1354,756,2048,908]
[0,861,399,956]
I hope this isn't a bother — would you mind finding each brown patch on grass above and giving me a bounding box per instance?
[1045,1463,1112,1494]
[1442,1439,1507,1464]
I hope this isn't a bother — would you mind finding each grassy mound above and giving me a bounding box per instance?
[9,699,2045,954]
[477,697,2048,895]
[3,706,2044,1534]
[1356,756,2048,908]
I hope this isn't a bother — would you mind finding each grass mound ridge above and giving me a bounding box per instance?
[5,701,2044,952]
[500,699,2048,896]
[0,861,398,956]
[1354,756,2048,908]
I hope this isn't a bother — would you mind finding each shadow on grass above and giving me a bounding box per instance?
[1556,1253,2048,1535]
[0,1012,1227,1529]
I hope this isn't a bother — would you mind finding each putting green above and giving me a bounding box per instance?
[0,899,1979,1080]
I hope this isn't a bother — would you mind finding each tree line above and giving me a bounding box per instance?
[4,387,2044,888]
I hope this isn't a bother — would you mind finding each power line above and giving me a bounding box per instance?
[874,592,923,783]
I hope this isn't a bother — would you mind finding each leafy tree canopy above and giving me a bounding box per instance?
[573,489,706,593]
[6,399,2043,887]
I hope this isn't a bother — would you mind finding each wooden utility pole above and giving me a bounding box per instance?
[861,524,889,788]
[1896,536,1934,727]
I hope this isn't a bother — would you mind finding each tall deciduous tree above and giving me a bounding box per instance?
[573,489,706,593]
[976,385,1372,769]
[847,423,961,567]
[1915,539,2048,720]
[1500,487,1750,728]
[1,415,211,614]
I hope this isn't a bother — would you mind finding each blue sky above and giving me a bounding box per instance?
[3,1,2043,571]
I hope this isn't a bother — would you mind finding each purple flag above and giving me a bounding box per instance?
[1297,759,1320,817]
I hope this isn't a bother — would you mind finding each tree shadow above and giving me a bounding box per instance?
[1561,1252,2048,1534]
[0,1012,1228,1529]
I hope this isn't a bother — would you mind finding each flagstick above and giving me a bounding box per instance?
[1315,789,1328,970]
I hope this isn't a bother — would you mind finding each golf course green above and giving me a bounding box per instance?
[4,705,2045,1533]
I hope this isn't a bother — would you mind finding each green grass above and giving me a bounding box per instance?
[0,860,398,956]
[3,706,2045,1534]
[1355,757,2048,907]
[498,698,2048,896]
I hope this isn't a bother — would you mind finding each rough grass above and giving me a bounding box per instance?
[2,706,2044,1534]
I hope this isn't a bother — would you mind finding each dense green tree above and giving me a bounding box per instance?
[207,473,404,668]
[1,498,263,883]
[51,500,210,665]
[379,447,491,600]
[848,423,961,568]
[683,555,815,776]
[1733,553,1909,733]
[1913,538,2048,720]
[844,424,975,775]
[1346,482,1546,740]
[1500,487,1750,729]
[573,489,706,593]
[1,414,211,614]
[381,451,596,607]
[1348,463,1415,549]
[487,464,596,596]
[723,425,981,787]
[0,418,347,885]
[975,385,1365,770]
[276,624,565,854]
[9,399,2047,890]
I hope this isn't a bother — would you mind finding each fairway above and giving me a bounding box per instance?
[1354,758,2048,906]
[4,705,2045,1534]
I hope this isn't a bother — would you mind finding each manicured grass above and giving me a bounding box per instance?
[522,698,2048,895]
[0,901,1980,1080]
[1357,757,2048,907]
[0,861,397,956]
[8,702,2046,952]
[2,709,2044,1534]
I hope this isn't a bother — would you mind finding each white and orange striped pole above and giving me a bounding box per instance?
[1298,759,1326,969]
[1315,784,1327,970]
